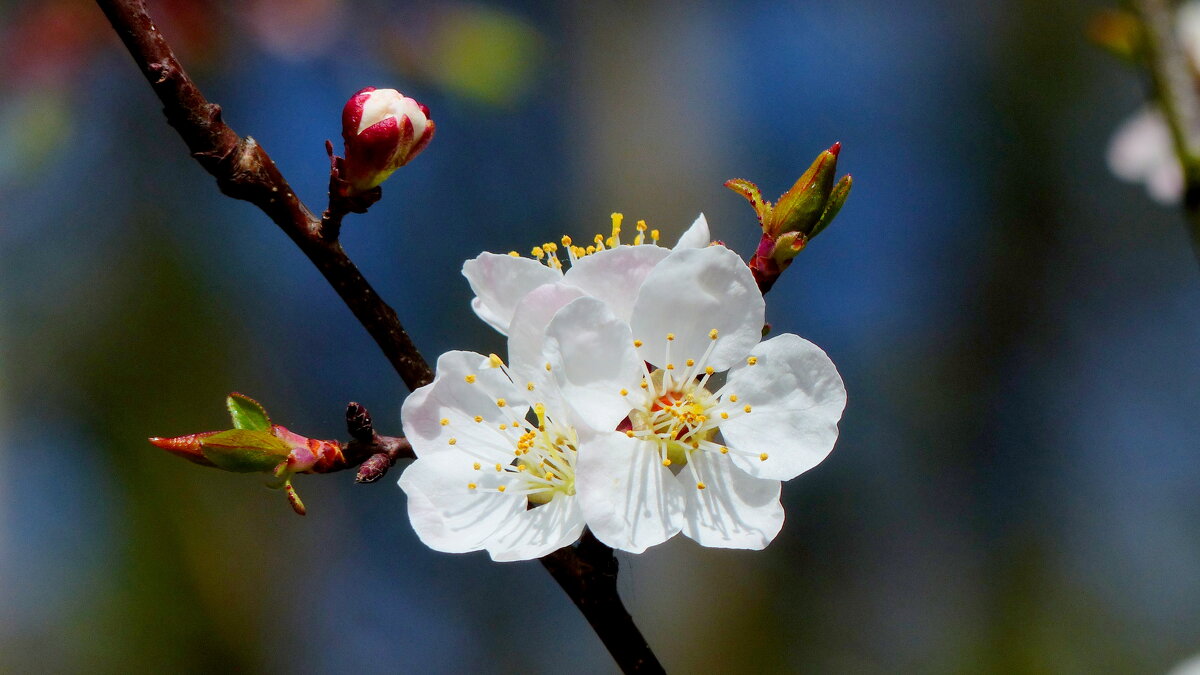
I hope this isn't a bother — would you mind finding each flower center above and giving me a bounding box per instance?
[505,212,662,269]
[624,329,765,490]
[629,371,721,466]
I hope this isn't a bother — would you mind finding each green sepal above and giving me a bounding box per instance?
[809,174,852,239]
[770,148,837,238]
[770,231,809,264]
[724,178,773,226]
[226,392,271,432]
[199,429,291,473]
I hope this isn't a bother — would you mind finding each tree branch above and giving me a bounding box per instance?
[95,1,661,671]
[1131,0,1200,262]
[94,0,432,391]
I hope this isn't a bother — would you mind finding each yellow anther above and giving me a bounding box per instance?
[636,219,648,232]
[686,359,695,367]
[720,412,729,419]
[489,353,504,367]
[545,362,552,371]
[651,229,660,241]
[587,245,596,254]
[474,415,483,423]
[468,482,478,490]
[448,437,458,446]
[666,333,676,341]
[499,424,507,430]
[743,404,752,413]
[497,485,507,493]
[696,482,707,490]
[705,366,714,375]
[620,388,629,396]
[518,465,527,472]
[527,382,536,391]
[473,462,481,470]
[544,242,558,253]
[496,398,507,407]
[640,380,649,389]
[633,339,643,348]
[625,430,635,437]
[709,329,719,340]
[666,363,675,370]
[720,446,729,454]
[544,471,555,481]
[495,463,503,471]
[508,251,520,257]
[465,374,477,383]
[440,418,449,426]
[759,453,769,461]
[611,212,624,229]
[747,356,758,365]
[606,236,615,247]
[594,233,604,244]
[729,394,738,403]
[561,235,573,247]
[532,246,544,258]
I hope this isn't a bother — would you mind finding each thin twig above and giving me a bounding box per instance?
[95,1,660,670]
[94,0,432,391]
[1131,0,1200,262]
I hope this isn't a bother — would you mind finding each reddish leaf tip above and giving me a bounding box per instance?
[829,141,842,157]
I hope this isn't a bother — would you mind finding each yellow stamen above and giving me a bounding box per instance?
[465,374,476,383]
[489,353,503,367]
[468,482,477,490]
[561,235,572,247]
[474,415,483,423]
[662,458,672,466]
[709,329,719,340]
[729,394,738,403]
[633,339,643,348]
[439,418,449,426]
[496,398,507,407]
[497,485,506,493]
[666,333,675,341]
[696,482,706,490]
[744,404,752,413]
[759,453,769,461]
[527,382,535,391]
[747,356,758,365]
[508,251,520,257]
[473,462,481,470]
[686,359,695,367]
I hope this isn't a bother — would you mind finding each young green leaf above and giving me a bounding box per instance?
[227,392,272,432]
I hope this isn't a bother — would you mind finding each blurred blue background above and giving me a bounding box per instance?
[3,0,1200,672]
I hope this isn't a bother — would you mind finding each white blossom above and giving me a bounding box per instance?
[398,296,640,561]
[462,213,711,335]
[1107,1,1200,203]
[559,244,848,552]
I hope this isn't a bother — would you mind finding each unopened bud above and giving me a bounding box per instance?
[341,87,435,194]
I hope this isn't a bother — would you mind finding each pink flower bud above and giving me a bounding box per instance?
[341,87,435,193]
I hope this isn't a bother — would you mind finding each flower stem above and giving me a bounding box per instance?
[1130,0,1200,265]
[541,532,665,674]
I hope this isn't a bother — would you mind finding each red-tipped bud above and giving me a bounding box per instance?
[149,431,220,467]
[340,87,435,194]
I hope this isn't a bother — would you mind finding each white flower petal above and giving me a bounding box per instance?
[679,451,783,550]
[720,334,846,481]
[562,245,671,323]
[629,245,764,371]
[542,297,641,432]
[463,253,562,334]
[483,494,586,562]
[401,350,529,460]
[576,432,686,553]
[673,213,711,249]
[506,283,587,377]
[399,452,526,554]
[1107,106,1178,191]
